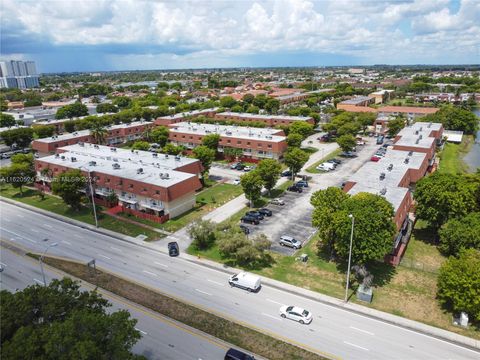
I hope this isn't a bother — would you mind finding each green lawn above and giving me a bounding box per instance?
[301,146,319,154]
[438,136,473,174]
[0,185,162,240]
[306,148,342,174]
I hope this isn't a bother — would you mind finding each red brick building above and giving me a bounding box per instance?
[154,108,219,126]
[214,112,315,126]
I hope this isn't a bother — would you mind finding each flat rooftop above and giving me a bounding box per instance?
[347,182,409,212]
[59,143,199,170]
[40,151,195,188]
[170,122,286,143]
[34,113,117,125]
[378,106,439,114]
[217,112,313,121]
[158,108,219,120]
[339,96,373,105]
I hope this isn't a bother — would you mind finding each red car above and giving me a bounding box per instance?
[371,156,381,162]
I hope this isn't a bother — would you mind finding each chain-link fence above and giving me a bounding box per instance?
[398,257,440,274]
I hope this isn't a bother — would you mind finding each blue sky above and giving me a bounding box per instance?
[1,0,479,73]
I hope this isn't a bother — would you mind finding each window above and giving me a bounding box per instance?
[155,190,160,195]
[247,142,251,145]
[129,184,133,189]
[227,140,231,143]
[106,178,110,183]
[268,144,272,148]
[237,140,241,144]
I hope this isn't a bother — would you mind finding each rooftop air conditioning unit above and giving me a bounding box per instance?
[404,158,410,164]
[380,188,387,195]
[110,147,116,152]
[428,122,432,128]
[419,135,423,139]
[165,154,169,158]
[55,154,60,158]
[175,155,181,161]
[379,172,386,180]
[419,127,423,131]
[94,145,99,149]
[71,157,77,162]
[89,161,96,166]
[112,163,120,169]
[416,138,420,144]
[415,130,419,135]
[408,151,413,156]
[61,155,65,160]
[137,168,143,174]
[152,153,158,157]
[387,164,393,171]
[79,142,84,147]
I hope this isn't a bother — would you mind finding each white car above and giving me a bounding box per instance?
[233,179,241,185]
[270,198,285,206]
[316,162,335,172]
[279,305,313,324]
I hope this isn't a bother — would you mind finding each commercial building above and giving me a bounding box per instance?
[336,96,376,112]
[214,112,315,126]
[35,143,202,222]
[369,89,395,104]
[169,122,287,161]
[342,121,443,265]
[32,121,153,156]
[0,60,40,89]
[155,108,219,126]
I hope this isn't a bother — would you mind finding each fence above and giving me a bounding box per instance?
[398,257,440,274]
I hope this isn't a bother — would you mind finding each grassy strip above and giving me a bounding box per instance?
[39,255,329,360]
[0,185,162,240]
[438,135,473,174]
[306,149,342,174]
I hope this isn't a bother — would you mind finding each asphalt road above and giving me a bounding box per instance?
[1,201,479,360]
[0,244,231,360]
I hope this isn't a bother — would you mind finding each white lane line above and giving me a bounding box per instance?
[31,229,39,233]
[350,326,375,336]
[344,341,369,351]
[207,279,224,286]
[266,298,284,306]
[16,214,25,218]
[154,261,168,268]
[142,270,158,277]
[62,240,71,245]
[110,246,121,251]
[195,289,212,296]
[2,228,37,244]
[33,278,44,285]
[99,254,111,260]
[0,262,7,267]
[73,234,82,238]
[25,237,37,244]
[135,328,148,335]
[261,313,282,322]
[44,224,53,228]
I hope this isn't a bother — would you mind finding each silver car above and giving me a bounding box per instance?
[279,235,302,249]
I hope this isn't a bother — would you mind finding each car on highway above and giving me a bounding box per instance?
[241,215,260,225]
[233,179,241,185]
[239,224,250,235]
[287,185,303,193]
[295,180,309,188]
[228,272,261,292]
[279,305,313,325]
[225,348,255,360]
[270,198,285,206]
[167,241,179,257]
[258,208,272,217]
[279,235,302,249]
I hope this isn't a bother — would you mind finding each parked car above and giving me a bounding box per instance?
[167,241,179,257]
[319,134,331,142]
[241,215,260,225]
[279,305,313,325]
[296,180,309,188]
[371,155,381,162]
[228,272,261,292]
[233,179,241,185]
[376,135,385,145]
[356,138,366,146]
[287,185,303,193]
[235,164,245,170]
[281,170,292,177]
[279,235,302,249]
[246,211,264,220]
[230,162,242,169]
[270,198,285,206]
[225,348,255,360]
[239,224,250,235]
[258,208,272,217]
[243,166,253,172]
[316,162,335,171]
[341,151,358,158]
[327,158,342,165]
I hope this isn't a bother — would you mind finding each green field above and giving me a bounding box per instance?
[306,148,342,174]
[438,136,473,174]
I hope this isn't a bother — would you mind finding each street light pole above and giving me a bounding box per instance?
[40,242,58,286]
[82,166,98,228]
[345,214,355,303]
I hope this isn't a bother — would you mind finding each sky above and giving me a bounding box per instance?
[1,0,479,73]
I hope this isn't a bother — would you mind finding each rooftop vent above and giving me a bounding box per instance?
[380,172,386,180]
[404,158,410,164]
[415,130,419,135]
[387,164,393,171]
[79,142,84,147]
[175,155,181,161]
[152,153,158,157]
[428,122,432,128]
[112,163,120,170]
[419,127,423,131]
[419,135,423,140]
[408,151,413,156]
[165,154,169,158]
[55,154,60,158]
[89,161,96,166]
[137,168,143,174]
[94,145,99,149]
[60,155,65,160]
[380,188,387,195]
[110,147,117,152]
[415,138,420,144]
[71,157,76,162]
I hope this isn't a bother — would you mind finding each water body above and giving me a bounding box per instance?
[463,108,480,172]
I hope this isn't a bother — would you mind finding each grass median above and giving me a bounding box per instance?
[306,148,342,174]
[37,255,330,360]
[438,135,473,174]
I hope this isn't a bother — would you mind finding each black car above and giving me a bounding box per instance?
[328,158,342,165]
[225,348,255,360]
[167,241,179,257]
[287,185,303,193]
[340,151,358,158]
[258,208,272,217]
[246,211,264,220]
[296,180,309,188]
[239,224,250,234]
[241,215,260,225]
[235,164,245,170]
[281,170,292,177]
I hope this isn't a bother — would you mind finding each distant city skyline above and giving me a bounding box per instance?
[1,0,479,73]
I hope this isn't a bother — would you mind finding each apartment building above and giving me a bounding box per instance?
[369,89,395,104]
[155,108,219,126]
[168,122,287,161]
[32,121,153,156]
[214,112,315,126]
[35,143,203,222]
[0,60,39,89]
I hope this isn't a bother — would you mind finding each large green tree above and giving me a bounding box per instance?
[192,145,216,182]
[289,121,314,139]
[55,102,89,119]
[286,133,303,147]
[256,159,281,195]
[131,141,150,151]
[437,249,480,321]
[89,122,109,145]
[240,170,264,207]
[439,212,480,256]
[201,134,221,150]
[284,148,309,179]
[33,125,55,138]
[1,127,34,148]
[0,162,35,195]
[96,103,118,114]
[336,134,356,152]
[187,219,216,250]
[51,169,86,210]
[150,126,169,147]
[422,105,479,134]
[0,113,16,127]
[414,173,479,231]
[0,278,143,359]
[387,116,405,137]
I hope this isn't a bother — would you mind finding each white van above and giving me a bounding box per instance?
[316,162,335,171]
[228,272,261,292]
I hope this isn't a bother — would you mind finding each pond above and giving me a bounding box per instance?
[463,108,480,173]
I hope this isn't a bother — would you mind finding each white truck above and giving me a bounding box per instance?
[228,272,261,292]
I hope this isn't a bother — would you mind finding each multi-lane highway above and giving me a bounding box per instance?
[1,200,479,360]
[0,242,231,360]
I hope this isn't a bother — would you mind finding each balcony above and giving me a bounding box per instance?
[139,201,164,211]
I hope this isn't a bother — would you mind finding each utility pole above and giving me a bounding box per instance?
[345,214,355,303]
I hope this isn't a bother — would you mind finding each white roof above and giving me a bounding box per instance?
[0,125,27,133]
[217,112,312,121]
[158,108,218,120]
[443,130,463,143]
[170,122,286,143]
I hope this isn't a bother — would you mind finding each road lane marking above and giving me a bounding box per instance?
[350,326,375,335]
[31,229,39,233]
[154,261,168,268]
[344,341,369,351]
[44,224,53,228]
[16,214,24,218]
[73,234,82,238]
[62,240,71,245]
[110,246,121,251]
[207,279,224,286]
[142,270,158,277]
[0,262,6,267]
[99,254,111,260]
[195,289,212,296]
[135,328,148,335]
[2,229,37,243]
[261,313,282,321]
[33,278,44,285]
[3,219,11,222]
[266,298,284,306]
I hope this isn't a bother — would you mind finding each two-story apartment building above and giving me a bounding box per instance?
[213,112,315,126]
[154,108,219,126]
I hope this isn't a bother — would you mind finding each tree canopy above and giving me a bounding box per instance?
[149,126,170,147]
[51,169,86,210]
[387,116,406,137]
[283,148,309,178]
[0,278,143,359]
[0,112,16,127]
[131,141,150,151]
[256,159,281,194]
[422,105,479,134]
[439,212,480,256]
[55,103,89,119]
[1,127,34,148]
[96,103,118,114]
[192,145,216,180]
[188,219,216,250]
[240,170,264,207]
[336,134,356,152]
[33,125,55,138]
[201,133,221,150]
[286,133,303,148]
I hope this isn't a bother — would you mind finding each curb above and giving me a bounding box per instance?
[2,197,479,352]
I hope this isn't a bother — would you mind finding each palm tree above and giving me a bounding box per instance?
[90,122,108,145]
